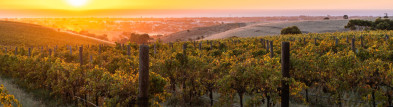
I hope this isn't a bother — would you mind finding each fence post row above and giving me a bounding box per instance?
[137,45,150,106]
[281,42,290,107]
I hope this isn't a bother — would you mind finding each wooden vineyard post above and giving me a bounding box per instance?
[360,35,364,48]
[335,37,339,47]
[4,48,7,54]
[199,42,202,58]
[314,38,317,45]
[193,41,196,48]
[281,42,290,107]
[210,41,213,49]
[261,39,265,48]
[266,40,270,53]
[54,46,57,55]
[69,46,73,55]
[15,47,18,55]
[169,42,173,49]
[90,55,93,64]
[49,49,52,56]
[303,37,306,45]
[346,36,349,43]
[41,47,44,56]
[183,43,187,58]
[127,45,131,57]
[199,42,202,50]
[28,48,31,57]
[99,44,102,55]
[352,38,356,53]
[386,34,389,42]
[14,47,17,55]
[154,44,157,56]
[79,47,83,66]
[137,45,150,107]
[270,41,274,58]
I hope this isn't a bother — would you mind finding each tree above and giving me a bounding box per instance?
[376,22,390,30]
[345,19,373,30]
[384,13,389,18]
[343,15,349,19]
[281,26,302,35]
[129,33,150,44]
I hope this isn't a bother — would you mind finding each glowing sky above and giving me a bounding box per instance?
[0,0,392,10]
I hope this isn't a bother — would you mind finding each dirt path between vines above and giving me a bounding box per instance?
[0,77,45,107]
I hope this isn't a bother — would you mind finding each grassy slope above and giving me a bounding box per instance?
[0,21,110,47]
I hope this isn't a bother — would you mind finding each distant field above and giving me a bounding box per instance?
[0,21,111,47]
[203,19,351,40]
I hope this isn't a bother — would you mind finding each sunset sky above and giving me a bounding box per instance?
[0,0,393,10]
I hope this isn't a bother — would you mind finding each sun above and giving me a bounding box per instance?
[66,0,88,7]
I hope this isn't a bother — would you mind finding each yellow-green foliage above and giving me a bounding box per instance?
[0,84,20,107]
[2,30,393,106]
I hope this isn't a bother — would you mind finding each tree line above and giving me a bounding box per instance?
[345,17,393,30]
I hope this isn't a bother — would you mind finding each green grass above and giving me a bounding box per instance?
[0,21,110,47]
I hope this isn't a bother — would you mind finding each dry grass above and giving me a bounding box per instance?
[0,77,45,107]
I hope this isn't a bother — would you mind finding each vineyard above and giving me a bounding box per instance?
[1,30,393,107]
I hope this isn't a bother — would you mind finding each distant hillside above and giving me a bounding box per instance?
[0,21,112,47]
[159,23,247,42]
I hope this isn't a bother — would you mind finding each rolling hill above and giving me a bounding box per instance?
[159,23,247,42]
[0,21,112,47]
[159,19,353,42]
